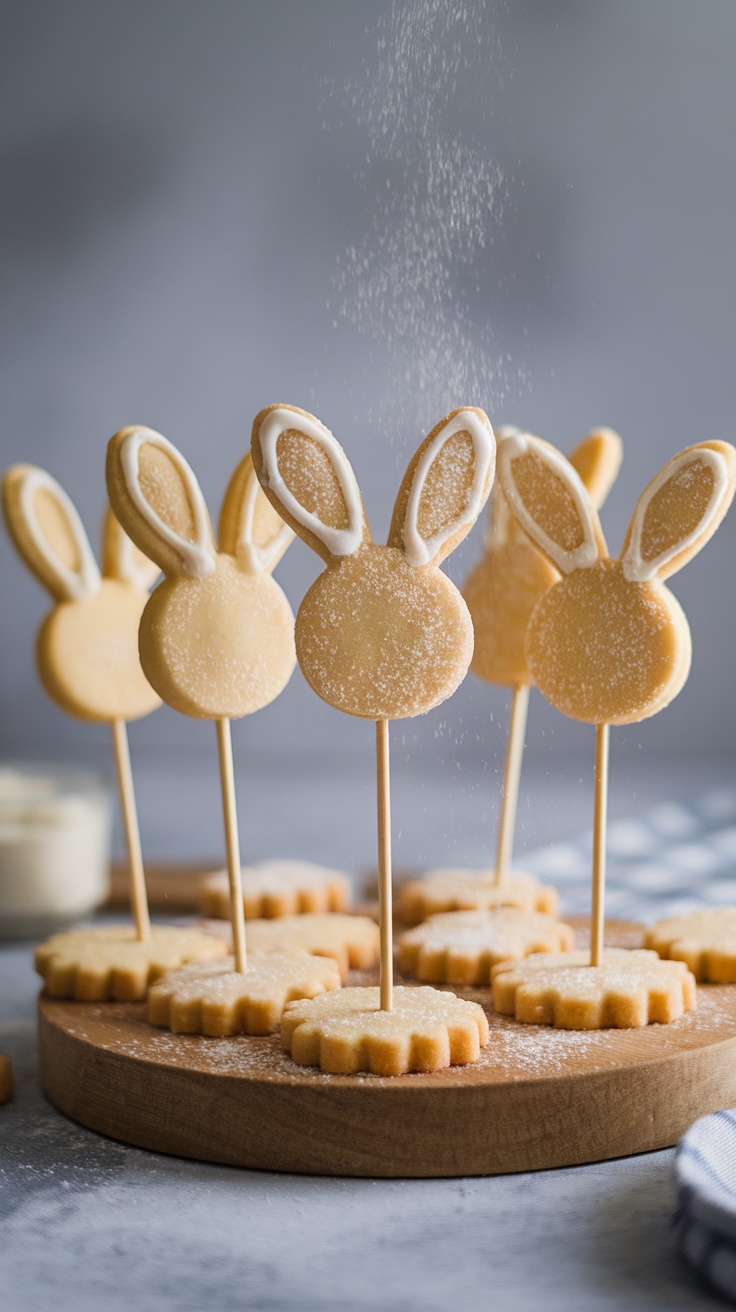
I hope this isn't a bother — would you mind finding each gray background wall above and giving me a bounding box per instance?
[2,0,735,776]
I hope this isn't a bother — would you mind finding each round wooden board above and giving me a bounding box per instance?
[38,919,736,1177]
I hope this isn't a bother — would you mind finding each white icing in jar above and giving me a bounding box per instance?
[0,766,111,939]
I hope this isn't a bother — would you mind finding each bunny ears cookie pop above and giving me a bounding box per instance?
[252,404,493,1074]
[400,426,622,926]
[493,434,736,1027]
[1,465,226,997]
[106,429,340,1034]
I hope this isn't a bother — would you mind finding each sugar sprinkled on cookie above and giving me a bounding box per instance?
[241,913,380,980]
[398,908,574,985]
[199,860,351,921]
[281,985,489,1075]
[645,909,736,983]
[35,925,228,1003]
[148,953,341,1036]
[491,949,696,1029]
[398,869,558,925]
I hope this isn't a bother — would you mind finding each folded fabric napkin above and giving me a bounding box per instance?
[675,1109,736,1303]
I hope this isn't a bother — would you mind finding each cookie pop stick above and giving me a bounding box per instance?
[497,433,736,991]
[1,467,161,941]
[463,426,622,892]
[107,429,342,1034]
[252,405,494,1071]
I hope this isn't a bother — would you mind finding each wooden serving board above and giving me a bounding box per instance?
[38,919,736,1178]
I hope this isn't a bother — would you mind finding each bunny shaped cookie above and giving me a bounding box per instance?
[463,426,622,688]
[399,426,622,926]
[2,463,226,995]
[106,428,296,719]
[251,404,496,721]
[497,433,736,989]
[498,435,735,726]
[2,465,161,722]
[106,429,344,1035]
[251,404,494,1075]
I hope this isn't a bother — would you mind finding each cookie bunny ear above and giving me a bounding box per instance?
[567,428,623,511]
[106,426,217,580]
[621,441,736,583]
[388,407,496,567]
[251,405,370,564]
[497,431,607,574]
[218,452,295,574]
[2,464,101,602]
[101,507,160,591]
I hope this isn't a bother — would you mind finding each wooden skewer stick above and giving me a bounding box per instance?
[110,717,151,942]
[216,717,247,974]
[376,718,393,1011]
[590,722,610,968]
[493,683,530,887]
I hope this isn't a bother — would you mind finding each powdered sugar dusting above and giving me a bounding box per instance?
[327,0,516,432]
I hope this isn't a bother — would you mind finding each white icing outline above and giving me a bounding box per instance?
[118,427,216,579]
[18,467,101,601]
[402,409,496,567]
[498,433,600,575]
[622,447,729,583]
[233,464,295,574]
[258,408,364,558]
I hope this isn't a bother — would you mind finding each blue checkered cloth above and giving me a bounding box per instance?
[676,1110,736,1304]
[524,785,736,924]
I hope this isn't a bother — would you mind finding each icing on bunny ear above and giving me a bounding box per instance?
[2,464,101,603]
[497,432,607,575]
[218,452,294,574]
[388,408,496,567]
[567,428,623,511]
[621,441,736,583]
[106,426,216,580]
[101,507,160,591]
[251,405,370,565]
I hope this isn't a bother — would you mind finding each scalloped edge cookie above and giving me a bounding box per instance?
[147,952,341,1035]
[398,908,575,985]
[491,948,696,1029]
[35,925,228,1002]
[398,869,559,925]
[281,984,489,1075]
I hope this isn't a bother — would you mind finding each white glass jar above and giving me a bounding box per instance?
[0,765,111,939]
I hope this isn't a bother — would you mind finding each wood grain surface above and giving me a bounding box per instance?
[38,918,736,1178]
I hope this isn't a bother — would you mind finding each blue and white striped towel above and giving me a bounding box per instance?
[676,1110,736,1304]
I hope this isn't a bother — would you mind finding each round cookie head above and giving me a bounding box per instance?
[106,427,296,720]
[2,464,161,722]
[497,434,736,725]
[463,426,622,688]
[251,404,495,720]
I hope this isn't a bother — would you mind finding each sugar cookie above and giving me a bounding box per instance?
[0,1054,13,1104]
[241,913,380,979]
[497,436,736,725]
[251,404,495,720]
[106,432,296,720]
[645,909,736,983]
[463,426,622,688]
[398,869,558,924]
[398,908,574,985]
[35,925,228,1002]
[107,429,298,1000]
[147,953,341,1036]
[2,465,161,722]
[281,985,489,1075]
[199,860,351,921]
[491,949,696,1028]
